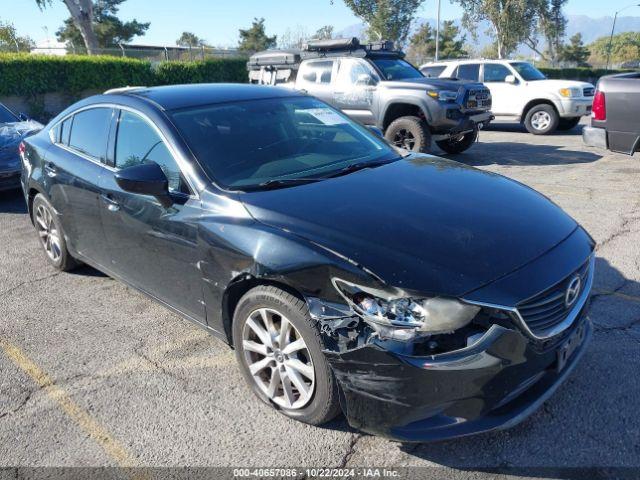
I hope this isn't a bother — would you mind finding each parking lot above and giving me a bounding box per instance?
[1,119,639,477]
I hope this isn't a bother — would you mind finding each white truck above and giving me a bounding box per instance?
[421,59,595,135]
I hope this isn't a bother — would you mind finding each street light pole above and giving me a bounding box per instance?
[435,0,441,61]
[606,3,640,70]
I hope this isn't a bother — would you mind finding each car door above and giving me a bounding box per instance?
[46,107,113,265]
[481,63,522,116]
[98,108,206,323]
[296,59,337,105]
[332,57,378,125]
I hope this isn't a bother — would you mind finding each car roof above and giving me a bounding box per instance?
[107,83,302,111]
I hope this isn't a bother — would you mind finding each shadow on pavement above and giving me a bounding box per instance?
[0,189,27,214]
[400,257,640,473]
[484,122,585,136]
[451,141,602,167]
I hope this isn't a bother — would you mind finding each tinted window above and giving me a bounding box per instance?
[0,104,19,123]
[510,62,546,81]
[170,96,397,190]
[455,64,480,81]
[60,117,73,145]
[115,110,188,193]
[372,59,423,80]
[483,64,512,82]
[300,61,334,84]
[68,108,112,161]
[421,66,446,78]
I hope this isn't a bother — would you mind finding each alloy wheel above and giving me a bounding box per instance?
[242,308,315,410]
[35,204,62,263]
[392,129,416,150]
[530,111,551,131]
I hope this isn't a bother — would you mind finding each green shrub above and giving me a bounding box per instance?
[539,67,630,83]
[0,53,248,97]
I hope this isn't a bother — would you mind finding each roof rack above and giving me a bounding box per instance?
[302,38,396,53]
[104,86,147,95]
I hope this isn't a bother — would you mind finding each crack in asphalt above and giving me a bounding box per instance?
[338,433,362,468]
[0,271,61,299]
[0,389,35,421]
[597,203,640,250]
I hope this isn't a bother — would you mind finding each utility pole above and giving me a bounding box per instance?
[435,0,441,61]
[606,3,639,70]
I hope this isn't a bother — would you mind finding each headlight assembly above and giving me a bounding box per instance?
[333,278,480,340]
[559,87,582,98]
[428,90,458,102]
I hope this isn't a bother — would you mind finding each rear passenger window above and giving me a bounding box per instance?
[60,117,73,145]
[68,108,113,161]
[455,64,480,81]
[421,65,446,78]
[299,61,334,84]
[115,110,189,194]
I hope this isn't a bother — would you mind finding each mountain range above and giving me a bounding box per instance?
[337,14,640,56]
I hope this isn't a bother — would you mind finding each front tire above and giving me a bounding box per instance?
[385,116,431,153]
[232,286,341,425]
[436,127,478,154]
[524,104,559,135]
[557,117,582,131]
[32,194,80,272]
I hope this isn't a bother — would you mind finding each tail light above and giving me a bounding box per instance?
[18,141,26,156]
[592,90,606,121]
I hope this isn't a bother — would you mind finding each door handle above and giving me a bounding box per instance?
[44,162,57,178]
[100,194,120,212]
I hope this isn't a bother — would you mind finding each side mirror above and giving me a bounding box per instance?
[365,125,384,138]
[114,162,173,208]
[356,73,375,86]
[505,75,518,85]
[18,113,29,121]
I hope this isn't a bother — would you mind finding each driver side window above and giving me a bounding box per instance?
[335,58,377,88]
[483,64,512,83]
[115,110,189,194]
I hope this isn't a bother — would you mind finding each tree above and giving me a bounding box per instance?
[279,25,309,49]
[559,33,590,65]
[406,22,436,65]
[522,0,567,64]
[438,20,467,59]
[340,0,426,46]
[453,0,537,59]
[177,32,206,47]
[314,25,334,40]
[238,18,277,52]
[0,20,34,52]
[588,32,640,66]
[35,0,99,54]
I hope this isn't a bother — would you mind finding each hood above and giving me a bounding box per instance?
[239,156,578,297]
[527,79,594,91]
[382,76,484,92]
[0,120,43,168]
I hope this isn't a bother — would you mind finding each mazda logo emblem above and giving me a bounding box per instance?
[565,276,581,308]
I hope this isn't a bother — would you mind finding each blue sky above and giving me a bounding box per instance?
[10,0,640,47]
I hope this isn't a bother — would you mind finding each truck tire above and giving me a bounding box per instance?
[385,116,431,153]
[524,104,559,135]
[435,127,478,154]
[557,117,582,131]
[232,285,342,426]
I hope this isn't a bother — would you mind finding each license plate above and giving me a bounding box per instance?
[557,323,586,372]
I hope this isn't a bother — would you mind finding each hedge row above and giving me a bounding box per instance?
[0,53,248,97]
[539,67,630,82]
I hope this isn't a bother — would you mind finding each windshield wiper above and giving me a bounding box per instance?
[325,159,396,179]
[253,177,323,190]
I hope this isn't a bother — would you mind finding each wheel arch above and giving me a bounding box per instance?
[381,102,428,131]
[27,185,47,224]
[521,98,559,123]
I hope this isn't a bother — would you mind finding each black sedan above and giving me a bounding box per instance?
[20,84,595,442]
[1,103,41,192]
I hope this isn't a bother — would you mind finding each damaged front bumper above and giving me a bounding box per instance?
[323,308,591,442]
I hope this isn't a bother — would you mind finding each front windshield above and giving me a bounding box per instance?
[0,104,19,124]
[372,59,424,80]
[170,96,398,190]
[510,62,546,81]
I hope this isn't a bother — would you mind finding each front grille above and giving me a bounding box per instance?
[465,88,491,110]
[516,259,591,335]
[583,87,595,97]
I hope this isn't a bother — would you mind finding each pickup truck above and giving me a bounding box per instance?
[248,38,493,154]
[422,59,595,135]
[583,72,640,156]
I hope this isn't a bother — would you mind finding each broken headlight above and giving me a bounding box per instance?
[333,279,480,339]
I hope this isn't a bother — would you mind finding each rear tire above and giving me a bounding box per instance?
[436,127,478,154]
[557,117,582,131]
[385,116,431,153]
[232,285,341,426]
[524,104,559,135]
[32,194,80,272]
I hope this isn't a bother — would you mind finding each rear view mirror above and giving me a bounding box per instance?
[114,162,173,208]
[505,75,518,85]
